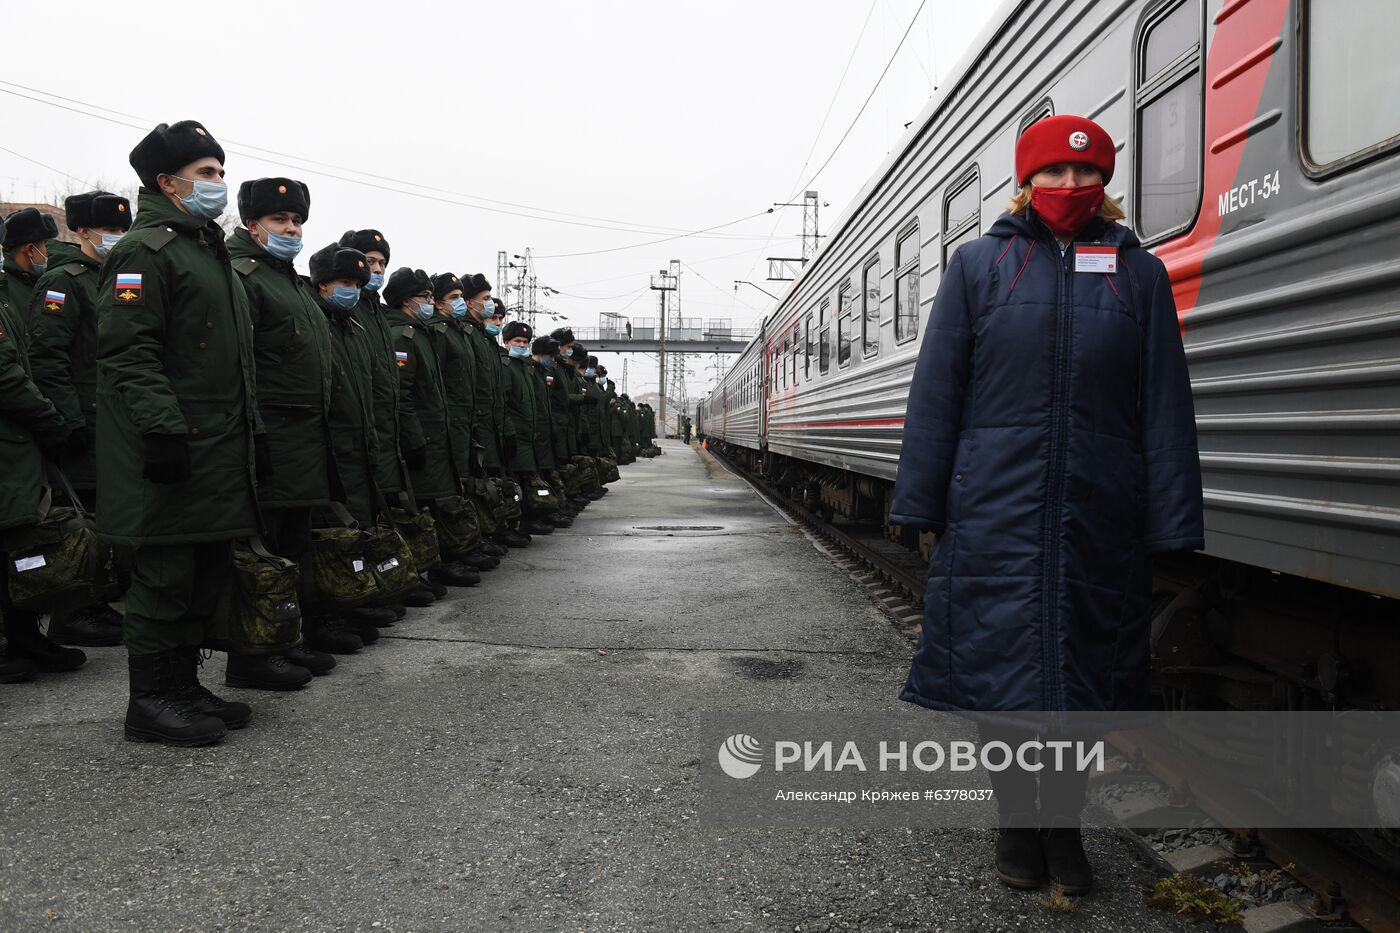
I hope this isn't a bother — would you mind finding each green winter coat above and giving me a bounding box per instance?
[528,360,557,471]
[547,361,582,461]
[609,397,629,439]
[228,228,333,509]
[500,353,538,473]
[96,188,260,545]
[353,291,403,495]
[319,294,378,523]
[435,316,478,479]
[461,317,503,470]
[579,376,607,455]
[0,286,67,531]
[638,404,656,442]
[394,316,457,499]
[1,255,42,360]
[28,241,100,488]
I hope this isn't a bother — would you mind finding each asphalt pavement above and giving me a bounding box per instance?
[0,438,1195,932]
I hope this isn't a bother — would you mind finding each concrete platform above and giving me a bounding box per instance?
[0,439,1195,932]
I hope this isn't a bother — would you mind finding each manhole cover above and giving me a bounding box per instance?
[633,525,724,531]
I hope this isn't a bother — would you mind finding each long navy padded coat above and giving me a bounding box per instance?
[890,210,1204,713]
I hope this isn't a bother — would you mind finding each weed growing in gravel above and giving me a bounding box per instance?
[1145,874,1244,924]
[1041,885,1076,913]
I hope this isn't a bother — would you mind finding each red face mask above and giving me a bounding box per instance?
[1030,183,1104,238]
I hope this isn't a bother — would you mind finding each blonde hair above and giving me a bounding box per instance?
[1007,183,1127,222]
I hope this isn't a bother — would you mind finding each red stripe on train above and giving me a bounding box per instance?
[768,417,906,429]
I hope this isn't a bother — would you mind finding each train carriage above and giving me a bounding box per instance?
[704,0,1400,710]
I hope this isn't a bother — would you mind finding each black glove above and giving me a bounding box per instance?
[254,434,274,485]
[403,445,427,471]
[64,429,90,457]
[142,433,191,485]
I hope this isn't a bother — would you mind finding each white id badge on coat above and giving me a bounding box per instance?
[1074,245,1117,273]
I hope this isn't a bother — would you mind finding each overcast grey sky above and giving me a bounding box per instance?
[1,0,999,408]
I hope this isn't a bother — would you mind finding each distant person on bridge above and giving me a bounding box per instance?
[889,115,1204,896]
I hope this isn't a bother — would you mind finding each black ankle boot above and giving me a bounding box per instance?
[124,651,226,747]
[225,653,312,691]
[5,612,85,671]
[0,655,37,684]
[994,827,1046,889]
[283,645,335,675]
[1039,825,1092,895]
[171,647,252,729]
[48,605,123,647]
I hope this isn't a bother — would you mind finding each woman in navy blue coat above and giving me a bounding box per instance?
[890,116,1203,893]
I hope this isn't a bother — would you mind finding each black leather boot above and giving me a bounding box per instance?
[420,573,448,599]
[225,652,312,691]
[481,542,508,557]
[430,562,480,588]
[303,618,363,654]
[523,519,556,535]
[171,647,251,729]
[400,583,437,607]
[124,651,227,747]
[465,552,499,571]
[48,605,124,647]
[995,826,1046,889]
[493,530,531,548]
[283,645,335,675]
[548,512,574,528]
[5,612,85,672]
[346,606,399,628]
[1039,824,1092,895]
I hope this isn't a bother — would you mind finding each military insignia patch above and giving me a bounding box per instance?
[545,375,555,386]
[43,290,66,313]
[395,350,409,368]
[115,273,143,304]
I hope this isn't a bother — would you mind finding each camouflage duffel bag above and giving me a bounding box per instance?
[598,455,620,484]
[390,505,440,572]
[205,540,302,656]
[466,478,501,538]
[365,523,420,602]
[3,504,123,614]
[434,495,482,558]
[524,475,561,514]
[570,455,601,492]
[494,477,524,523]
[307,518,381,609]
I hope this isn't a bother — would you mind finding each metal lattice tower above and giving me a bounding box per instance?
[496,250,509,309]
[664,258,688,435]
[649,263,679,431]
[801,190,820,261]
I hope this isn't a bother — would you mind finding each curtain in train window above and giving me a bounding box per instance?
[837,281,853,368]
[804,313,813,377]
[862,257,880,356]
[1134,0,1203,240]
[895,226,920,343]
[1305,0,1400,167]
[818,299,831,374]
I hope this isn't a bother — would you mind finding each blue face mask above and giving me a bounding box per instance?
[485,323,502,336]
[176,177,228,220]
[449,297,469,319]
[413,301,436,322]
[328,284,360,310]
[31,260,47,277]
[508,345,531,359]
[94,232,124,259]
[480,298,496,316]
[261,228,302,261]
[540,357,555,367]
[367,272,385,291]
[584,368,596,378]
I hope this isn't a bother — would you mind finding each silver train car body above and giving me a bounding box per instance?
[704,0,1400,607]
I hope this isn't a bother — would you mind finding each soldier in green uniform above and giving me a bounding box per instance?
[431,273,497,573]
[99,120,259,746]
[28,192,132,647]
[500,321,558,537]
[458,274,522,551]
[0,210,83,683]
[579,354,609,459]
[681,413,692,444]
[546,328,600,505]
[528,335,574,527]
[385,267,479,588]
[563,344,607,498]
[2,208,60,353]
[305,243,387,653]
[226,177,338,687]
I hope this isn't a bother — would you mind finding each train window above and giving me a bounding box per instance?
[862,257,880,357]
[804,313,813,377]
[791,330,800,383]
[1134,0,1203,242]
[818,299,831,374]
[837,281,853,368]
[895,225,920,343]
[1303,0,1400,171]
[1017,100,1054,137]
[943,168,980,267]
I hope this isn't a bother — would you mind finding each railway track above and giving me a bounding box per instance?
[706,440,1400,932]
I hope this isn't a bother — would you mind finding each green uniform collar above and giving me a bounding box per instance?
[46,239,97,272]
[2,253,37,285]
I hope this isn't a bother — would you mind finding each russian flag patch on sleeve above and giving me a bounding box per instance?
[43,290,66,313]
[395,350,409,368]
[115,273,143,304]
